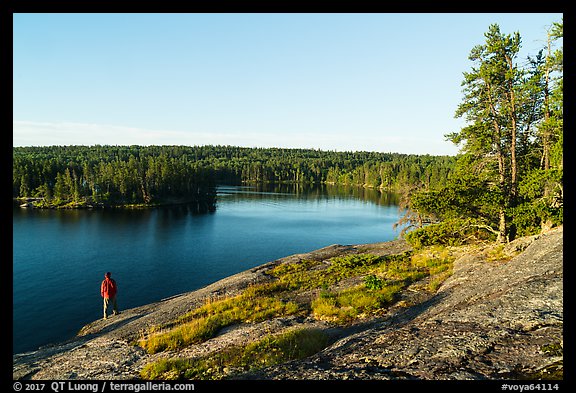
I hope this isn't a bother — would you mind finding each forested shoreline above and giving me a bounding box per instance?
[12,144,455,209]
[13,19,563,245]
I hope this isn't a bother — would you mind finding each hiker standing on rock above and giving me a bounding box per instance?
[101,272,119,320]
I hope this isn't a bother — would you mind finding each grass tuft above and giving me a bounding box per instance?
[140,328,330,380]
[312,283,403,323]
[139,249,455,354]
[139,293,300,354]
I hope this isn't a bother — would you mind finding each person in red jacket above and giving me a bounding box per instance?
[101,272,119,320]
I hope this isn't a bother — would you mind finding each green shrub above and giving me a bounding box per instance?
[364,274,384,290]
[405,219,495,248]
[509,200,562,238]
[328,254,381,270]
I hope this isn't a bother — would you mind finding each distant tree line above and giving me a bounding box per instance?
[13,145,456,207]
[13,145,216,207]
[14,19,561,245]
[401,19,563,244]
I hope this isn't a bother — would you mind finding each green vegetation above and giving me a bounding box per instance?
[485,244,512,262]
[514,342,563,380]
[139,250,454,352]
[137,248,456,379]
[541,342,563,357]
[13,16,562,381]
[140,328,330,380]
[364,274,385,290]
[523,361,563,380]
[410,246,455,292]
[13,20,561,239]
[311,283,403,322]
[402,20,563,244]
[13,145,217,209]
[139,288,300,354]
[13,144,456,208]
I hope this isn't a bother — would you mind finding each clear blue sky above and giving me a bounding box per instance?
[13,13,562,155]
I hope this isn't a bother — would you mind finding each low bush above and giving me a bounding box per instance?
[405,219,496,248]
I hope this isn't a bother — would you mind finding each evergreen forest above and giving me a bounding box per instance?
[13,19,563,245]
[13,144,455,206]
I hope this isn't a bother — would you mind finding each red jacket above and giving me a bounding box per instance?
[101,277,117,298]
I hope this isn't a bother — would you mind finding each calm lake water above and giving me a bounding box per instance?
[13,184,403,354]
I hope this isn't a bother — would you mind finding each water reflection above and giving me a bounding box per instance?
[216,183,399,206]
[13,182,403,354]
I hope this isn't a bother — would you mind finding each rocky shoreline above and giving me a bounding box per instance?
[13,226,563,380]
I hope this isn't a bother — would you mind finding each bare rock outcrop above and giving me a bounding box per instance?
[12,227,563,380]
[240,226,563,380]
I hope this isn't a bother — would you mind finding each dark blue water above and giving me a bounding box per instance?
[13,184,402,354]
